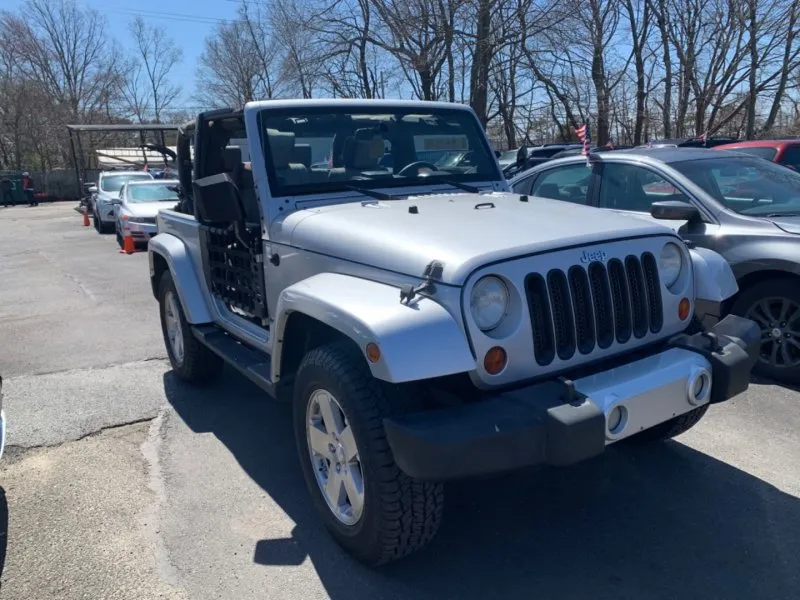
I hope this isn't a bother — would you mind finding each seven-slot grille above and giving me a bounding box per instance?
[525,252,663,366]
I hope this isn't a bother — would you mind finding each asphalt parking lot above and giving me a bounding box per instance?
[1,201,799,599]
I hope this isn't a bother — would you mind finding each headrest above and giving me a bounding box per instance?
[223,146,242,173]
[267,129,296,169]
[346,134,384,170]
[293,144,312,168]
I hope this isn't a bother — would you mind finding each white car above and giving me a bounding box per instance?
[89,171,154,233]
[111,180,179,248]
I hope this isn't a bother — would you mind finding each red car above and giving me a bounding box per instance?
[713,138,800,171]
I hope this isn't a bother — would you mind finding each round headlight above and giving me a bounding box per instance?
[470,276,509,331]
[659,242,683,288]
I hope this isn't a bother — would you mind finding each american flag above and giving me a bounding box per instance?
[575,123,591,155]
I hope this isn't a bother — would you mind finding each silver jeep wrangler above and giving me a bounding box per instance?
[148,99,760,565]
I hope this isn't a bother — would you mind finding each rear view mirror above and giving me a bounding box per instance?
[516,146,529,166]
[651,200,700,221]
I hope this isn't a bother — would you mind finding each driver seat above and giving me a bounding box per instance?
[328,131,385,181]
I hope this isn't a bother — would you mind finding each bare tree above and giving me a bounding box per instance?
[125,17,182,122]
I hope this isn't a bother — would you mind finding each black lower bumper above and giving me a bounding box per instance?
[383,314,761,482]
[667,313,760,404]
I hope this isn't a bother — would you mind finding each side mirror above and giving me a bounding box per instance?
[88,185,98,194]
[193,173,245,224]
[651,200,701,221]
[516,146,529,166]
[109,199,122,205]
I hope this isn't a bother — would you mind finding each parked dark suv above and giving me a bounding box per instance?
[510,147,800,384]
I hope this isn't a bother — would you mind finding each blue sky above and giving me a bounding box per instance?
[8,0,233,110]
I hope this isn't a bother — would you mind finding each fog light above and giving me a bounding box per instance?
[483,346,507,375]
[607,405,627,434]
[687,369,711,405]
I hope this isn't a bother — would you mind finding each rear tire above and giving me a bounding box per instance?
[293,341,443,566]
[730,278,800,385]
[158,271,223,384]
[626,404,710,443]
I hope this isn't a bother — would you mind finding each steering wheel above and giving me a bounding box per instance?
[398,161,440,177]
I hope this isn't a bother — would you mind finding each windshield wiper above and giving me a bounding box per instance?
[344,184,399,201]
[436,179,482,193]
[763,212,800,217]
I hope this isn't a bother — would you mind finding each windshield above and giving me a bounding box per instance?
[720,146,778,161]
[126,183,179,203]
[256,107,501,197]
[671,156,800,216]
[100,173,152,192]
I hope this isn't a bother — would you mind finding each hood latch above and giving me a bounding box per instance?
[399,260,445,305]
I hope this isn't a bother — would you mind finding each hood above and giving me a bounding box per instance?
[125,201,175,218]
[280,192,674,285]
[766,215,800,235]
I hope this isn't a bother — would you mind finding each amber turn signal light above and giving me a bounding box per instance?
[484,346,507,375]
[365,342,381,363]
[678,297,691,321]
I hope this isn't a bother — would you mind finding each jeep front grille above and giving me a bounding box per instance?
[525,252,663,366]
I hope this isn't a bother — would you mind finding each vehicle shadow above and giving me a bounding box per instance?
[0,487,8,593]
[163,370,800,600]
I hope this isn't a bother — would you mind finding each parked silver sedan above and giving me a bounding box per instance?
[111,180,180,248]
[509,147,800,384]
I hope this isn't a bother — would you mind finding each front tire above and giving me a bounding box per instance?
[158,272,223,384]
[730,278,800,384]
[293,341,443,566]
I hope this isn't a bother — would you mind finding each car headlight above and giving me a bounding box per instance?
[659,242,683,289]
[470,276,509,331]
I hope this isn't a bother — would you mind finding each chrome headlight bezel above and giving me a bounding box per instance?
[469,275,510,331]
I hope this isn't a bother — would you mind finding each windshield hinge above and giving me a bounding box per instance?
[399,260,445,305]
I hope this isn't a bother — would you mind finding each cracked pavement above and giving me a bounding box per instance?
[1,202,800,600]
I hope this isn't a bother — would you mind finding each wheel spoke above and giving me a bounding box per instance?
[770,342,780,365]
[308,423,331,456]
[343,469,364,517]
[778,300,791,323]
[759,300,778,323]
[788,337,800,352]
[779,343,791,366]
[325,469,344,509]
[339,426,358,463]
[748,305,771,328]
[318,393,343,436]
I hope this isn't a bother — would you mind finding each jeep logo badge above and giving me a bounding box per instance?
[580,249,608,263]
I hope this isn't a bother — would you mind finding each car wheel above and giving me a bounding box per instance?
[293,341,443,566]
[158,271,224,384]
[93,211,101,233]
[730,278,800,384]
[116,225,124,248]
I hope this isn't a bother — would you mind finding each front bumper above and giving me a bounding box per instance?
[384,315,760,481]
[122,221,157,240]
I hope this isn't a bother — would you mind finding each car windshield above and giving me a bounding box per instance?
[671,156,800,216]
[126,183,179,203]
[256,106,501,197]
[720,146,778,161]
[100,174,152,192]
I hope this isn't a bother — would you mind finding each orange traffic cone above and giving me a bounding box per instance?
[82,206,90,227]
[119,234,136,254]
